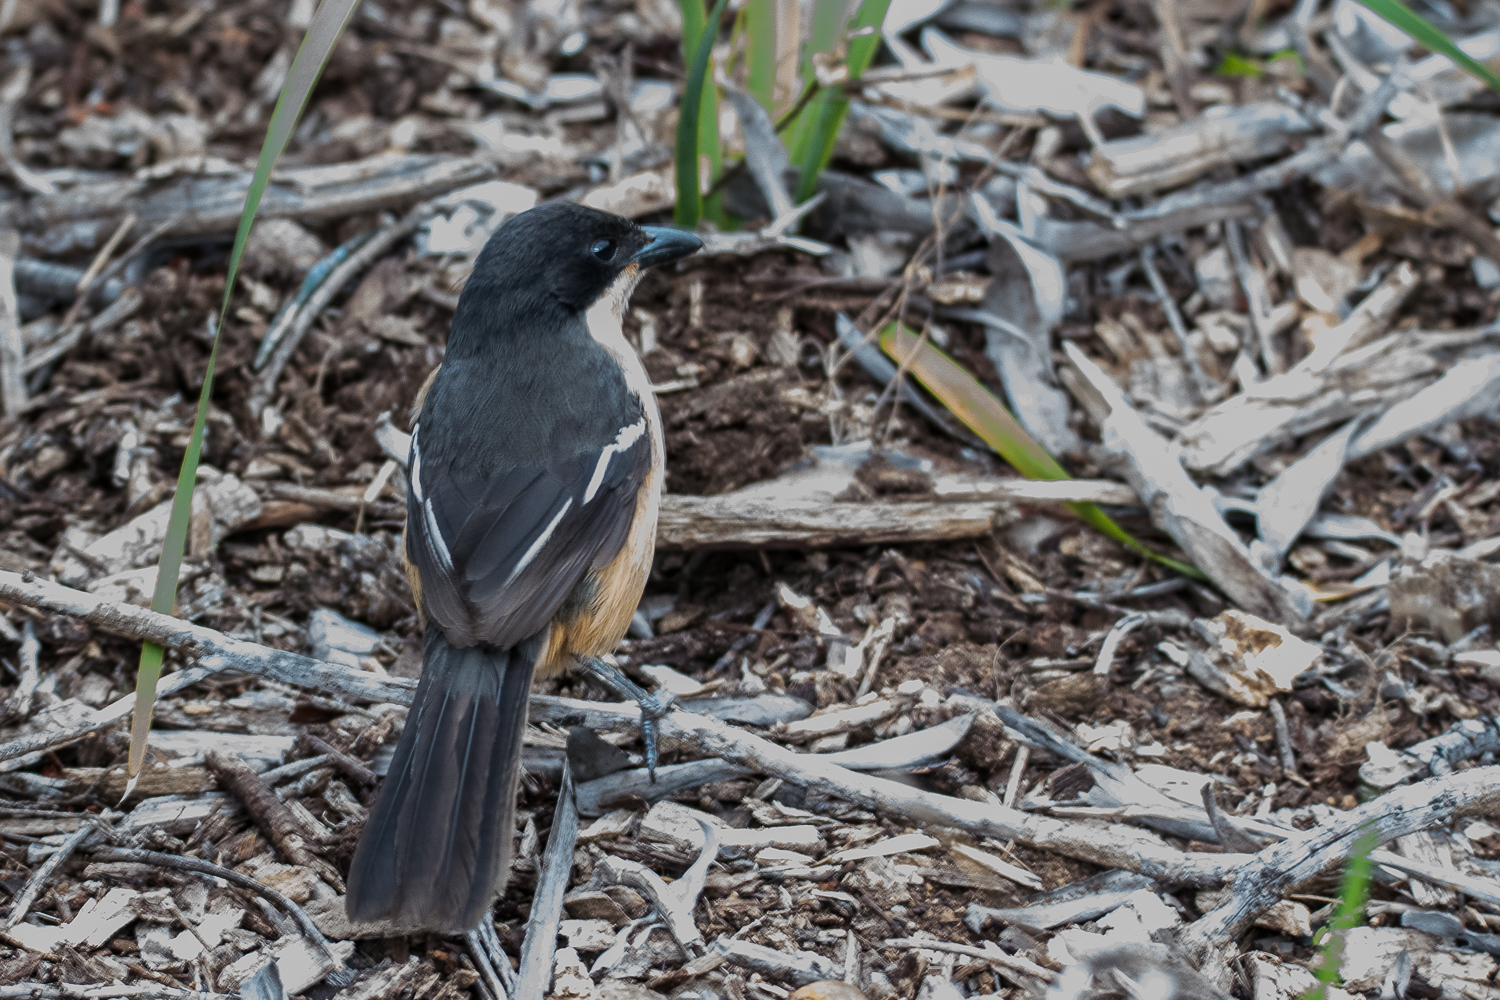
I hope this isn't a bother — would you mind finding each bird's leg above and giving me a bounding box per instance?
[572,655,675,781]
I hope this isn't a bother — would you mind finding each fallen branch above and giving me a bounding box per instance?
[3,570,1244,888]
[1063,342,1307,626]
[881,937,1054,984]
[1359,716,1500,789]
[371,413,1142,549]
[1,153,495,258]
[709,937,841,986]
[0,662,222,771]
[466,922,513,1000]
[0,985,226,999]
[0,571,412,714]
[295,733,376,787]
[1175,324,1499,478]
[1180,766,1500,971]
[0,230,20,418]
[655,494,1017,548]
[0,67,52,197]
[20,286,143,378]
[250,483,1031,550]
[1368,849,1500,909]
[594,831,714,957]
[1119,73,1404,229]
[248,200,445,423]
[4,812,111,928]
[655,478,1143,549]
[575,758,750,817]
[646,706,1236,887]
[258,482,404,523]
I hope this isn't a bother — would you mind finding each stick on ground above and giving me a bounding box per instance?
[1181,765,1500,972]
[204,750,343,889]
[4,813,109,928]
[514,761,578,997]
[0,569,1242,889]
[89,846,343,972]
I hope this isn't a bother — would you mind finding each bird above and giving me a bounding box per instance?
[345,202,702,934]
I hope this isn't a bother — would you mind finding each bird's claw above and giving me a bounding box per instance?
[574,655,675,784]
[636,690,676,782]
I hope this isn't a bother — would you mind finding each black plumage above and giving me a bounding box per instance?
[345,203,700,934]
[345,629,536,928]
[405,363,650,648]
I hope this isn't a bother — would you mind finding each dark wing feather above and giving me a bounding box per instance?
[407,416,651,650]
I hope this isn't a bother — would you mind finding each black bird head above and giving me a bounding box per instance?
[458,202,703,323]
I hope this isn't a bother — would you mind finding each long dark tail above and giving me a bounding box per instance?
[346,626,537,933]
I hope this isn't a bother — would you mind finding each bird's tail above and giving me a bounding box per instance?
[346,626,538,933]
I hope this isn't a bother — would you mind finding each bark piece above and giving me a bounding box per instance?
[205,750,342,890]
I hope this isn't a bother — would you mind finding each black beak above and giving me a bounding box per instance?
[632,227,703,268]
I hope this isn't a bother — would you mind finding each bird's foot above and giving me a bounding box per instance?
[573,655,676,781]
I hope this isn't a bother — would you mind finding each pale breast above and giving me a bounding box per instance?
[545,268,665,666]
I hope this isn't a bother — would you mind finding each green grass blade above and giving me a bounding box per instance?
[803,0,844,78]
[1357,0,1500,93]
[681,0,706,75]
[785,0,847,159]
[1302,828,1379,998]
[880,323,1204,580]
[842,0,890,82]
[744,0,776,112]
[701,86,725,224]
[127,0,363,781]
[676,0,732,227]
[679,0,725,223]
[676,0,703,227]
[791,0,893,202]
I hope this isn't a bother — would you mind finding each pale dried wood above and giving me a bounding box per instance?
[0,153,495,257]
[261,482,403,520]
[0,66,51,196]
[0,571,411,713]
[4,814,107,928]
[372,410,1139,548]
[1181,765,1500,977]
[1063,342,1308,627]
[645,706,1236,888]
[656,494,1019,549]
[0,571,1243,892]
[1175,324,1498,477]
[0,229,20,417]
[89,845,342,972]
[515,763,578,996]
[0,663,222,771]
[64,764,217,800]
[19,286,143,377]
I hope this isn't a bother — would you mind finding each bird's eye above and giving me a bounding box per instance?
[591,238,617,261]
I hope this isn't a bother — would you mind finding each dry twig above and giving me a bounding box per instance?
[1182,766,1500,972]
[515,761,579,996]
[89,846,343,972]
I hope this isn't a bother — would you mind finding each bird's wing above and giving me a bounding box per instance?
[406,412,651,649]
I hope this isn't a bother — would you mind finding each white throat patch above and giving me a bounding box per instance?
[596,264,643,321]
[583,263,644,366]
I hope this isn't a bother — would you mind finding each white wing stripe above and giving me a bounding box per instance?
[409,426,423,502]
[583,417,646,504]
[422,497,452,571]
[508,497,573,582]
